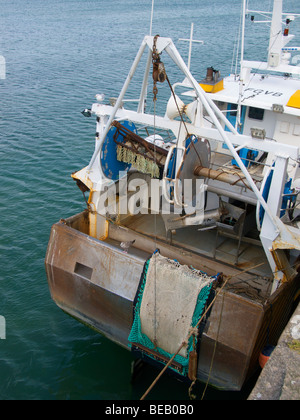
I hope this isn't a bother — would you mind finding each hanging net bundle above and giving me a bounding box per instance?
[112,120,167,179]
[128,250,217,377]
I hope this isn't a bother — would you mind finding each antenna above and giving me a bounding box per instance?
[150,0,155,36]
[178,23,204,70]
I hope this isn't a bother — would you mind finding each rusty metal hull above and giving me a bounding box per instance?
[45,221,144,347]
[45,212,299,391]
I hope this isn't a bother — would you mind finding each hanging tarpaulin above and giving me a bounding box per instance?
[128,250,217,377]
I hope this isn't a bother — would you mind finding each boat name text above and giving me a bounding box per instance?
[244,88,283,97]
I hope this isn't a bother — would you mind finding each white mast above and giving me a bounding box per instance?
[178,23,204,71]
[237,0,247,129]
[150,0,155,36]
[268,0,283,67]
[241,0,300,77]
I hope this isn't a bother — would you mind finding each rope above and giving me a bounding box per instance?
[200,290,225,400]
[139,261,265,400]
[153,35,158,349]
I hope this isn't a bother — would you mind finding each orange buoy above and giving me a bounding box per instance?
[259,345,275,369]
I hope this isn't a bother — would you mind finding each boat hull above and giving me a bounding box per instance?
[45,212,299,391]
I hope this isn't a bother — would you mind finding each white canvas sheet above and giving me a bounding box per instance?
[140,253,214,357]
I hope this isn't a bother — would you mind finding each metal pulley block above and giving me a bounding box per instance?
[153,61,167,83]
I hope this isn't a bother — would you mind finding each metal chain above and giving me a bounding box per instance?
[152,35,159,348]
[152,34,160,102]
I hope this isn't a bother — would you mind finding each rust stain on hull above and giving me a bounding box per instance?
[45,212,300,391]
